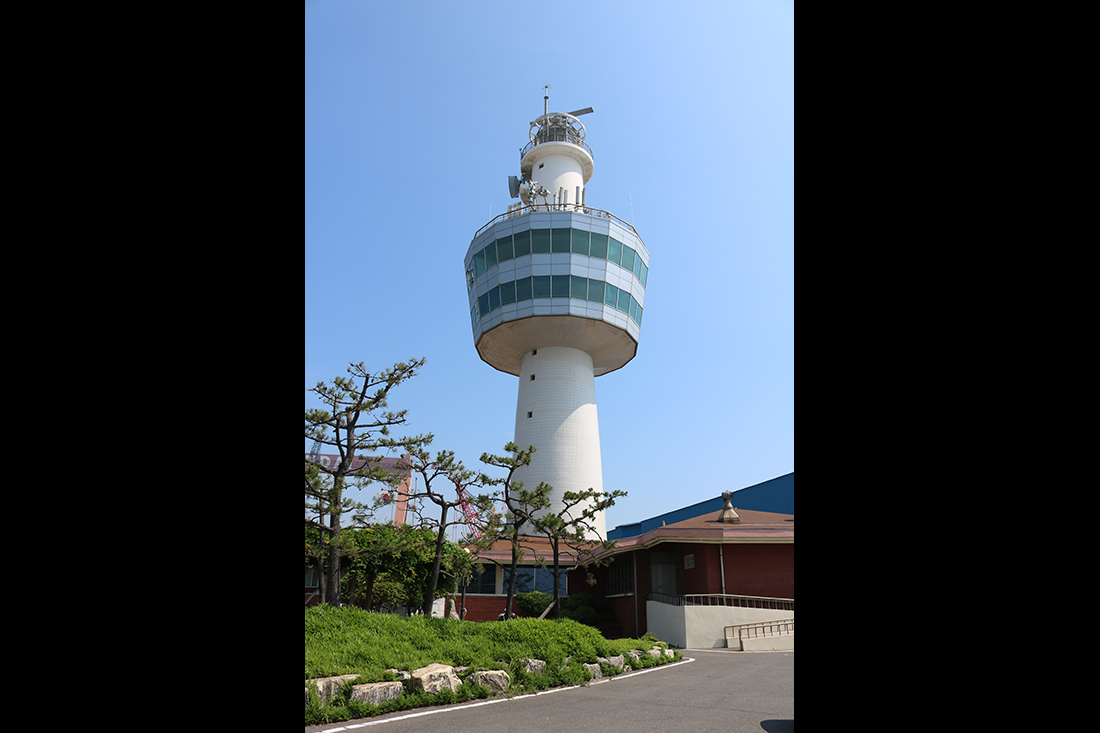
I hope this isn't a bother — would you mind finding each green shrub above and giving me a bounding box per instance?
[562,592,596,611]
[515,590,554,618]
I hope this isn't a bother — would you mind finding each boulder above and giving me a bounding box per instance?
[411,663,461,695]
[305,674,359,704]
[519,658,546,675]
[473,670,511,694]
[350,681,403,706]
[598,655,625,670]
[386,668,411,681]
[582,663,603,680]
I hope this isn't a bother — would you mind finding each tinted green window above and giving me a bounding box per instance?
[551,228,571,253]
[533,275,551,298]
[488,286,500,312]
[571,229,590,256]
[531,229,551,254]
[463,569,496,595]
[621,246,635,274]
[484,242,497,270]
[478,292,490,315]
[608,237,622,266]
[570,275,588,299]
[516,276,532,301]
[587,279,605,303]
[500,280,516,305]
[628,296,637,322]
[635,304,643,326]
[590,232,608,260]
[638,261,648,287]
[471,303,479,328]
[497,235,514,262]
[604,283,619,307]
[474,249,486,277]
[617,288,630,313]
[632,252,643,280]
[513,230,531,257]
[551,274,570,297]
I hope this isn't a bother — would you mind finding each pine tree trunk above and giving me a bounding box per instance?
[422,507,449,616]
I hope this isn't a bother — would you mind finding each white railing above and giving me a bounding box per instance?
[648,592,794,612]
[472,204,639,241]
[725,619,795,645]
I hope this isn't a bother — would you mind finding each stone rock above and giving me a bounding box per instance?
[350,681,403,706]
[583,663,603,679]
[447,598,460,619]
[519,658,546,675]
[386,668,411,681]
[598,655,625,670]
[305,674,359,704]
[473,670,511,694]
[411,663,461,695]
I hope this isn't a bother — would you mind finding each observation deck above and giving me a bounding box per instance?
[464,207,649,377]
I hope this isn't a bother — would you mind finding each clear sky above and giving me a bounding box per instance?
[305,0,793,532]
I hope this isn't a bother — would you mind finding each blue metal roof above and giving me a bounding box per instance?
[606,472,793,540]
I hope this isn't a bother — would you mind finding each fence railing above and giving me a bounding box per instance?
[724,619,795,644]
[472,204,639,242]
[647,592,794,612]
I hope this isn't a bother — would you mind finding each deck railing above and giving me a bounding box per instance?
[472,204,639,242]
[647,592,794,612]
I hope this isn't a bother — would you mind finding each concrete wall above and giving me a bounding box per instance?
[646,601,795,649]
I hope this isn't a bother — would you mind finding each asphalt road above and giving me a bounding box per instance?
[305,649,794,733]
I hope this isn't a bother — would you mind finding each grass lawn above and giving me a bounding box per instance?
[305,604,679,725]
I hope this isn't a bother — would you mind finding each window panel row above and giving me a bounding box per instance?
[472,274,643,328]
[470,227,648,288]
[461,566,567,596]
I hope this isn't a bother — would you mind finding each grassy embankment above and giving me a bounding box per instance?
[305,604,680,726]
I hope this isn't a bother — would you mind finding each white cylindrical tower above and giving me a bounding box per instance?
[463,96,650,540]
[513,347,605,539]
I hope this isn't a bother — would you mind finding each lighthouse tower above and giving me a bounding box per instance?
[463,92,650,540]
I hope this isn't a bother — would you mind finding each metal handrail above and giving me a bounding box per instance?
[471,204,639,242]
[520,129,593,160]
[647,592,794,612]
[724,619,795,642]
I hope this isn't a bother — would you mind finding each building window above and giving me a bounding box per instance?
[527,411,533,418]
[463,568,497,595]
[684,554,695,570]
[504,566,566,596]
[609,555,634,595]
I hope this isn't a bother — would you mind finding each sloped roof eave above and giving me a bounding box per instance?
[592,525,794,561]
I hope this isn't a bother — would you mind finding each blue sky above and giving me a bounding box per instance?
[305,0,793,532]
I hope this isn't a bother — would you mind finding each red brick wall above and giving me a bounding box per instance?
[722,544,794,599]
[456,594,530,622]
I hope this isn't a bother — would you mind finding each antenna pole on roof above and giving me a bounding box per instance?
[543,83,550,117]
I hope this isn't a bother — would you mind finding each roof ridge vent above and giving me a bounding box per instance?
[717,491,740,524]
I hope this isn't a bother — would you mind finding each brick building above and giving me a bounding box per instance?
[456,473,793,638]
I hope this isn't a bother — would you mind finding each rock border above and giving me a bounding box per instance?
[306,646,678,709]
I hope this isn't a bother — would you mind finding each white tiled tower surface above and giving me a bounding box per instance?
[511,346,605,540]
